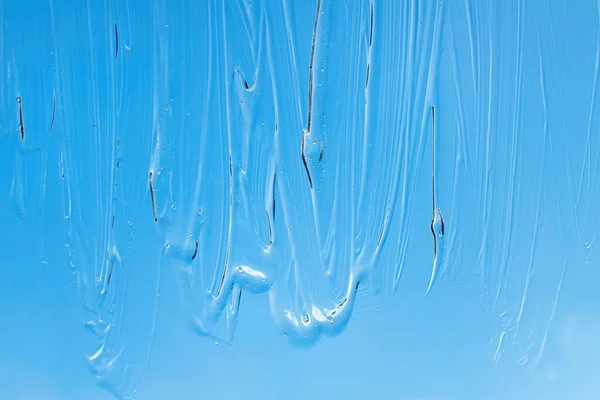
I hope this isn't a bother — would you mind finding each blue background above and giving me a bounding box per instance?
[1,0,599,399]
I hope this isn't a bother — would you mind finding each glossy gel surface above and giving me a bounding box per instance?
[1,0,599,399]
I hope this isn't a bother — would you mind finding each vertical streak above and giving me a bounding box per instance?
[301,0,322,190]
[306,0,322,134]
[149,171,158,222]
[49,91,56,134]
[213,0,233,299]
[17,96,24,141]
[431,106,436,216]
[114,22,119,59]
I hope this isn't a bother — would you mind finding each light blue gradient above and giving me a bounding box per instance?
[1,0,599,399]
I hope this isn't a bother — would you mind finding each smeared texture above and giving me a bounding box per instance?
[0,0,598,398]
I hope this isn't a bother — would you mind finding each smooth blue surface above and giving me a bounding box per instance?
[1,0,599,399]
